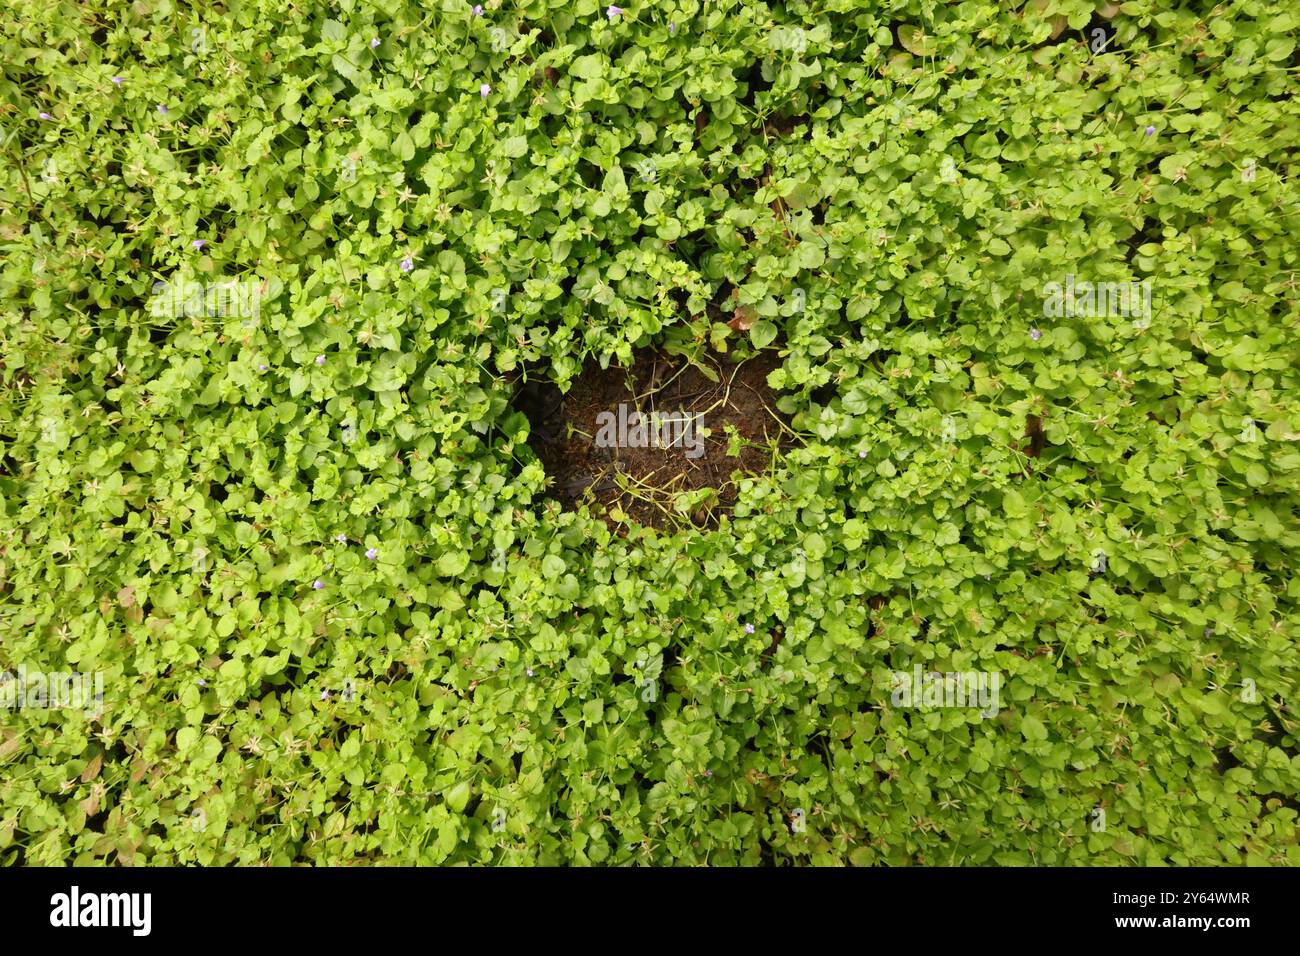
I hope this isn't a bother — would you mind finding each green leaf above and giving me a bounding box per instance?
[1021,716,1048,741]
[445,781,471,814]
[897,25,935,56]
[570,54,604,80]
[750,320,778,349]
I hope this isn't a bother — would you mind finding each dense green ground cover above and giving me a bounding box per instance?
[1,0,1297,864]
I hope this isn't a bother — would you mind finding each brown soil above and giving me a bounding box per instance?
[516,348,790,530]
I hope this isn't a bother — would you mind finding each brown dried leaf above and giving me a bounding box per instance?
[81,753,103,783]
[729,305,758,332]
[1027,0,1070,39]
[1024,414,1046,458]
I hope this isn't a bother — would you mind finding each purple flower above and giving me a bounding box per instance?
[1144,125,1156,137]
[479,82,491,98]
[192,239,207,251]
[312,579,324,590]
[315,354,326,366]
[111,76,124,86]
[1029,327,1042,341]
[258,363,268,371]
[370,38,380,49]
[365,547,378,560]
[526,667,534,677]
[858,450,867,458]
[157,104,168,115]
[336,533,347,544]
[744,623,756,634]
[669,23,676,35]
[197,678,207,687]
[38,112,52,120]
[607,5,624,19]
[472,4,483,14]
[400,256,414,272]
[320,689,330,701]
[703,769,713,777]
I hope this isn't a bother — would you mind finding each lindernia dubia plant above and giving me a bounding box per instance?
[0,0,1295,871]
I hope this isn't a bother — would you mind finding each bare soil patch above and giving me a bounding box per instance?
[515,348,789,529]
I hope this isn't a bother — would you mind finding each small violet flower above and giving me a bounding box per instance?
[365,547,378,560]
[858,450,867,458]
[526,668,534,677]
[258,363,268,371]
[38,112,52,120]
[312,580,324,590]
[370,38,380,49]
[111,76,124,86]
[607,5,624,19]
[472,4,483,15]
[157,104,168,115]
[197,679,207,687]
[400,256,414,272]
[336,533,347,544]
[320,689,330,701]
[479,82,491,98]
[1144,125,1156,137]
[1029,327,1042,341]
[192,239,207,251]
[670,23,676,35]
[315,355,326,366]
[744,623,756,634]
